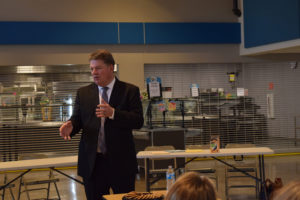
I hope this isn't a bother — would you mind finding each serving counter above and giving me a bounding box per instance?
[0,121,80,162]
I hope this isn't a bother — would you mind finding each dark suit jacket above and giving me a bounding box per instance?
[70,79,144,179]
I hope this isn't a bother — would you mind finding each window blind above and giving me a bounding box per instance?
[144,63,300,151]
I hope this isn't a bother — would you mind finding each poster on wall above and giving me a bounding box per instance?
[237,88,245,96]
[146,77,162,99]
[190,84,199,97]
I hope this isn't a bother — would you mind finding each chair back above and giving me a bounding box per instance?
[144,145,177,191]
[224,143,259,199]
[144,145,177,171]
[145,145,175,151]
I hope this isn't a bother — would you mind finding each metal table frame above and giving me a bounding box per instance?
[0,155,83,200]
[137,147,273,200]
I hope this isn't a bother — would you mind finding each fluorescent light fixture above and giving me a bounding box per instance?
[16,66,46,73]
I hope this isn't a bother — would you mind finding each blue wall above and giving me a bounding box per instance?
[0,21,240,45]
[0,22,118,44]
[243,0,300,48]
[145,23,240,44]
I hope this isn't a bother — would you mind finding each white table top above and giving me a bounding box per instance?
[0,147,273,172]
[137,147,274,159]
[0,155,78,171]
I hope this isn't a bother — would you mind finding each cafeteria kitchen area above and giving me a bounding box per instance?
[1,0,300,199]
[1,63,299,162]
[0,61,300,200]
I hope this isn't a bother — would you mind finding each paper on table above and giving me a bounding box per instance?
[185,149,203,153]
[150,151,170,154]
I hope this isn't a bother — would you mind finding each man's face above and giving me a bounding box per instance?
[90,59,114,87]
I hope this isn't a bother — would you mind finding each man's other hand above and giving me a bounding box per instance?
[59,121,73,140]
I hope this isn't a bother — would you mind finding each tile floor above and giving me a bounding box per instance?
[1,154,300,200]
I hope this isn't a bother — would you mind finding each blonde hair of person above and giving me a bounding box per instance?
[272,181,300,200]
[165,172,217,200]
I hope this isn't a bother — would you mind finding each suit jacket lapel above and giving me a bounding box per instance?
[109,78,120,108]
[89,83,101,130]
[90,83,100,106]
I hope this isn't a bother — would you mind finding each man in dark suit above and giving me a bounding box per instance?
[59,49,144,200]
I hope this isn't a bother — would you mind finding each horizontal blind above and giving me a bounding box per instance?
[0,65,92,161]
[242,62,300,149]
[144,63,300,151]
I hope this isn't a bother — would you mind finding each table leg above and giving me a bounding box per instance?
[1,175,6,200]
[0,169,31,191]
[145,158,150,192]
[17,176,22,200]
[258,155,268,200]
[212,156,259,181]
[51,168,83,185]
[261,155,266,185]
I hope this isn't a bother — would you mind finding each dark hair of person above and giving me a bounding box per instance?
[165,172,217,200]
[272,181,300,200]
[89,49,115,66]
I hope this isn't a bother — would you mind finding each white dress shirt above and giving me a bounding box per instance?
[98,77,116,119]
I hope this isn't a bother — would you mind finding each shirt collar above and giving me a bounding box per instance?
[98,77,116,91]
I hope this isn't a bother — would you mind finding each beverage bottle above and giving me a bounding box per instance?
[166,165,175,190]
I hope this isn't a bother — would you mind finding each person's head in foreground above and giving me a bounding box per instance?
[165,171,217,200]
[272,181,300,200]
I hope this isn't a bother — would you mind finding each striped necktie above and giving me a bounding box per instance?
[97,87,108,153]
